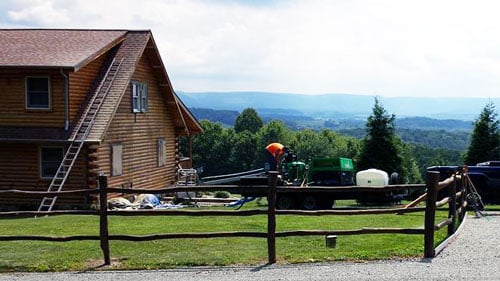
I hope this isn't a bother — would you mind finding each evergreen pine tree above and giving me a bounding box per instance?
[357,98,404,179]
[465,102,500,165]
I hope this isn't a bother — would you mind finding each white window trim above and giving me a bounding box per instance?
[39,146,63,179]
[26,76,51,110]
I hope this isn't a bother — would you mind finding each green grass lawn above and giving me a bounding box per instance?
[0,201,452,272]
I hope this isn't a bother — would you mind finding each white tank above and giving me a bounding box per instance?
[356,169,389,186]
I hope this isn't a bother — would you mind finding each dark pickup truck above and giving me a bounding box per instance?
[428,161,500,204]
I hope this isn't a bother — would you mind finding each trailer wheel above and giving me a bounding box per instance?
[300,195,320,210]
[320,198,335,209]
[276,195,296,210]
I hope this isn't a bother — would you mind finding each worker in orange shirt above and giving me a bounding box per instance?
[265,142,288,171]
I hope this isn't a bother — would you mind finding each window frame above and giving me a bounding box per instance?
[158,138,166,167]
[131,81,148,113]
[111,143,123,176]
[26,76,51,110]
[40,146,64,179]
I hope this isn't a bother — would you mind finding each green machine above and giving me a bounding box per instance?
[283,157,355,187]
[307,157,355,186]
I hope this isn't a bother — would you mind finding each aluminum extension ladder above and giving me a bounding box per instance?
[37,58,124,212]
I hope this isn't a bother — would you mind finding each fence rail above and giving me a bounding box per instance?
[0,169,469,264]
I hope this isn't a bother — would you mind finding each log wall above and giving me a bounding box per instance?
[0,143,88,207]
[68,53,107,123]
[0,69,65,127]
[94,51,177,190]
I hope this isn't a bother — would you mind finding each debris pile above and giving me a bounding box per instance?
[107,194,185,210]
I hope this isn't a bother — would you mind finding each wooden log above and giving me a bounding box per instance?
[0,235,100,242]
[403,175,458,210]
[108,231,268,241]
[403,192,427,209]
[0,189,97,196]
[448,175,457,236]
[104,184,426,197]
[436,196,450,208]
[106,185,269,195]
[107,209,268,216]
[0,227,426,243]
[424,171,439,258]
[275,227,425,237]
[88,168,100,174]
[0,206,425,218]
[456,200,468,217]
[434,218,453,231]
[0,210,96,218]
[267,171,278,265]
[276,207,426,216]
[99,175,111,266]
[437,177,456,191]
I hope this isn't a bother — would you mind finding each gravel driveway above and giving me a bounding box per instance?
[1,213,499,281]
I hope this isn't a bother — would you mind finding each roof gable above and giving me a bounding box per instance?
[72,30,202,141]
[0,29,126,71]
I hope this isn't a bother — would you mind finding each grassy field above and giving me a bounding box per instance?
[0,201,452,272]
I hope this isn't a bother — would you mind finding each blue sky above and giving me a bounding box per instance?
[2,0,500,98]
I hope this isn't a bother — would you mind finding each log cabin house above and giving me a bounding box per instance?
[0,29,203,210]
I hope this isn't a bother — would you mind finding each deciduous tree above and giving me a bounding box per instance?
[192,120,231,176]
[234,108,263,133]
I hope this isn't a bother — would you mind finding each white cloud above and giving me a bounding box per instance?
[3,0,500,97]
[7,0,70,25]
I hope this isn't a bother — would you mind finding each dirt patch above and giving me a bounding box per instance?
[83,258,124,271]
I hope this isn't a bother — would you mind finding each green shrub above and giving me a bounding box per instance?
[214,191,231,198]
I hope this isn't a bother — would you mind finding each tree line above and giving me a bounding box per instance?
[188,99,500,184]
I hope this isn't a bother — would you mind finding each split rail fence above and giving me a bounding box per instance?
[0,169,469,265]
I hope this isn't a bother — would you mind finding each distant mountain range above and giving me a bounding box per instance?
[178,91,497,120]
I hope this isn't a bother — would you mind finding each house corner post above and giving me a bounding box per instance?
[267,171,278,264]
[424,171,439,258]
[98,175,111,265]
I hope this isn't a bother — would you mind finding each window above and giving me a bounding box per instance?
[111,144,123,176]
[26,77,50,109]
[40,147,63,178]
[158,139,166,167]
[131,81,148,113]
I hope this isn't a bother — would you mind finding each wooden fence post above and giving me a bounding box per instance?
[99,175,111,265]
[424,171,439,258]
[448,174,457,236]
[267,171,278,264]
[460,166,468,221]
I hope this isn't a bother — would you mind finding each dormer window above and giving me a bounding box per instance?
[131,81,148,113]
[26,76,50,109]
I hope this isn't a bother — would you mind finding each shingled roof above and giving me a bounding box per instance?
[0,29,203,141]
[0,29,126,71]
